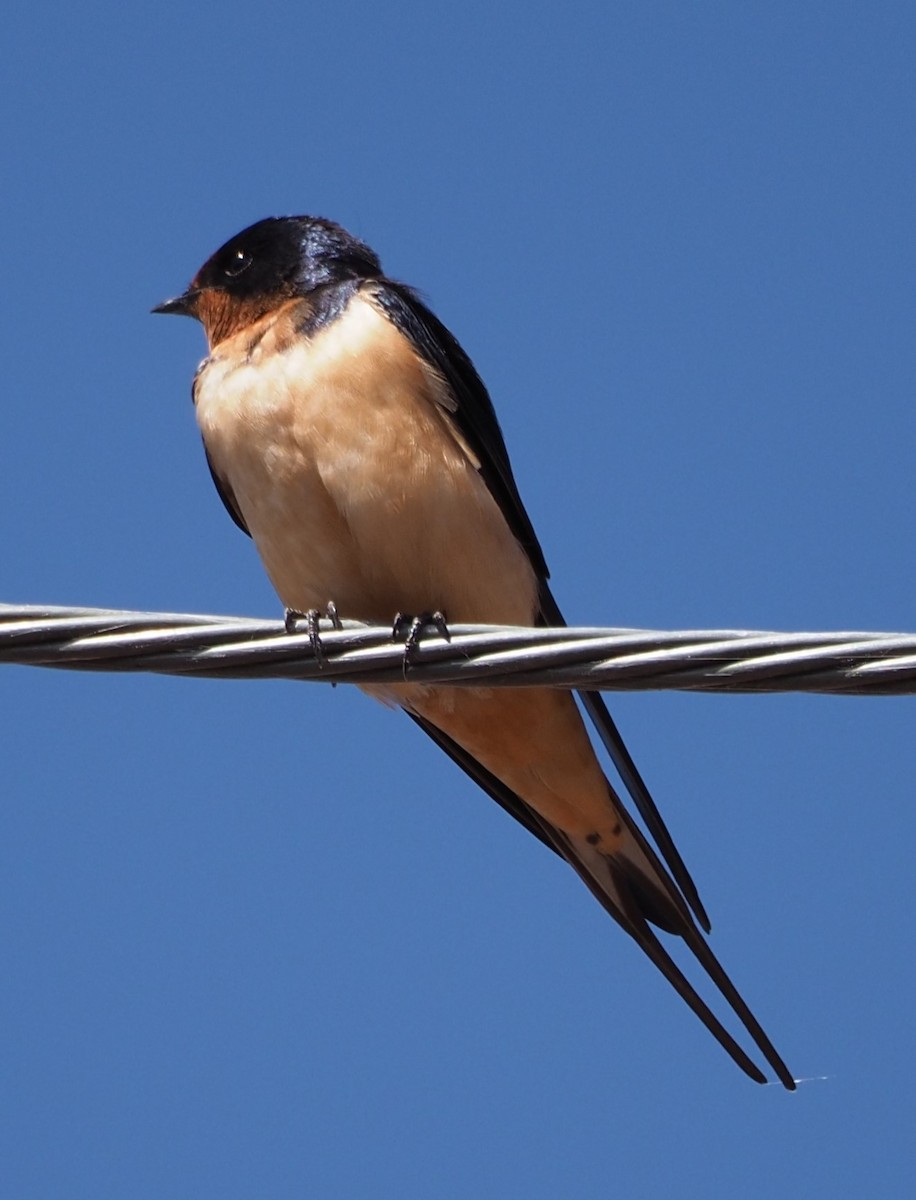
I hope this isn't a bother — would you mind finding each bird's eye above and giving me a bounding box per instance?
[224,248,252,278]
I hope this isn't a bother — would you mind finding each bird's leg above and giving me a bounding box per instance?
[284,603,342,666]
[392,610,451,663]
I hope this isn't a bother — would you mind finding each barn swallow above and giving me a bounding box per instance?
[154,216,795,1089]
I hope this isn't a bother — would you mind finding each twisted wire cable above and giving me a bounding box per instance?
[2,603,915,695]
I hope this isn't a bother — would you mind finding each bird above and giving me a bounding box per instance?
[153,215,795,1089]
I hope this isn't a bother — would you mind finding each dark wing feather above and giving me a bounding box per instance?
[371,280,710,931]
[371,283,549,580]
[204,445,250,535]
[193,363,251,537]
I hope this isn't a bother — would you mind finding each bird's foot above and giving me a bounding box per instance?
[392,610,450,664]
[285,602,342,665]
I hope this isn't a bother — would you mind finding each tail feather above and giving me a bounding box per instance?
[562,843,768,1085]
[560,802,796,1091]
[538,583,712,932]
[407,710,795,1089]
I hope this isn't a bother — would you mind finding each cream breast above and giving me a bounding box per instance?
[194,291,539,625]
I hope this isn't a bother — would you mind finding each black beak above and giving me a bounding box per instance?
[151,290,199,317]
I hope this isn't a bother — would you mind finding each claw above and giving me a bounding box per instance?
[284,607,307,636]
[284,603,341,666]
[392,610,450,664]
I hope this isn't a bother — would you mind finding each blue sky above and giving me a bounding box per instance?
[2,3,915,1197]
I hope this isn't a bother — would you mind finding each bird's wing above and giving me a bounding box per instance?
[370,280,710,931]
[203,445,250,535]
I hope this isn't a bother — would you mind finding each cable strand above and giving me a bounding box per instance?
[1,603,914,695]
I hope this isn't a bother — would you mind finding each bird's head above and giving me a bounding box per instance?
[152,215,382,347]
